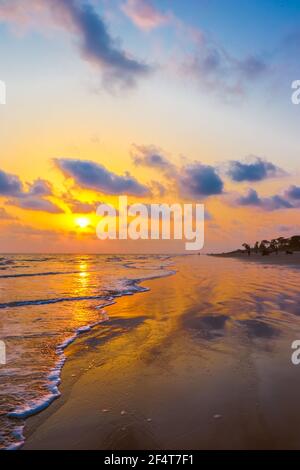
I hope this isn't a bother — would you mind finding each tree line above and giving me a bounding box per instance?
[242,236,300,256]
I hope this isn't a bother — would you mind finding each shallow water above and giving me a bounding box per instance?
[0,254,175,449]
[2,254,300,449]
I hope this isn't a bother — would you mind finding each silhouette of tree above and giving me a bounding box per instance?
[242,243,251,256]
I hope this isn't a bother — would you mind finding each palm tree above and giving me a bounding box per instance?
[242,243,251,256]
[276,237,289,251]
[259,240,270,256]
[270,239,279,255]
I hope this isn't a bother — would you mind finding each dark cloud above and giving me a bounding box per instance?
[237,189,261,206]
[237,188,262,206]
[0,168,63,214]
[0,170,54,199]
[55,158,149,196]
[237,189,293,211]
[7,197,63,213]
[286,185,300,200]
[266,195,293,210]
[55,0,151,88]
[0,169,23,196]
[0,0,151,89]
[227,157,285,182]
[179,163,224,198]
[27,178,53,197]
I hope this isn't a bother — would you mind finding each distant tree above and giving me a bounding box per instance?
[259,240,270,256]
[242,243,251,256]
[259,241,267,252]
[276,237,287,251]
[254,241,259,254]
[270,239,279,255]
[289,235,300,251]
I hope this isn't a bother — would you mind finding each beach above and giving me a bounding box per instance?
[16,255,300,450]
[211,251,300,266]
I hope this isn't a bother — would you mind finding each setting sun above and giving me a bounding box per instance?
[75,217,90,229]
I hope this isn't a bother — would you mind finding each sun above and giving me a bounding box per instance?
[75,217,90,229]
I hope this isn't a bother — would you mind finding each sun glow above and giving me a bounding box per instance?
[75,217,90,229]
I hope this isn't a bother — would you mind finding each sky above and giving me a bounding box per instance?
[0,0,300,253]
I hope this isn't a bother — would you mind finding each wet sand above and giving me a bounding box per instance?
[211,251,300,266]
[23,256,300,450]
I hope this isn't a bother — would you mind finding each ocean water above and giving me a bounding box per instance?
[0,254,175,450]
[2,254,300,450]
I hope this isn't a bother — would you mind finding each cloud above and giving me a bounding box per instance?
[0,0,51,30]
[0,0,151,88]
[237,188,261,206]
[122,0,268,97]
[122,0,169,31]
[4,222,60,238]
[131,144,175,175]
[237,56,268,80]
[227,157,285,182]
[0,207,17,220]
[286,185,300,200]
[0,169,23,196]
[68,200,97,214]
[149,180,166,197]
[0,168,63,214]
[181,40,268,99]
[0,171,55,199]
[179,163,224,198]
[161,8,269,99]
[27,178,53,197]
[55,158,149,196]
[262,195,293,210]
[277,225,300,233]
[237,189,293,211]
[7,197,64,213]
[122,0,269,97]
[62,191,99,214]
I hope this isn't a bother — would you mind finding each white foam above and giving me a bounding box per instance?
[5,263,176,449]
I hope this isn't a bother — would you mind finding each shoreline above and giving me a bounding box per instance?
[20,255,300,450]
[22,274,169,450]
[5,262,177,450]
[210,251,300,267]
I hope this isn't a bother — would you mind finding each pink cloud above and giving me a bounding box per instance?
[0,0,54,33]
[122,0,169,31]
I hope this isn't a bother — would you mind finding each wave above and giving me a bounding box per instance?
[0,270,81,279]
[4,304,114,450]
[0,271,175,309]
[7,305,114,440]
[1,260,176,450]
